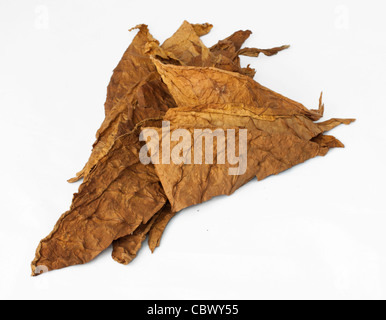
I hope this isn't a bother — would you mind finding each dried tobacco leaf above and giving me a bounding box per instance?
[87,22,290,261]
[153,59,325,120]
[70,21,289,183]
[69,25,179,183]
[32,122,167,275]
[104,25,167,115]
[148,203,175,253]
[210,30,253,56]
[148,60,354,212]
[33,22,354,275]
[112,210,159,265]
[210,30,289,77]
[161,21,289,76]
[146,116,353,213]
[238,45,291,58]
[161,21,213,66]
[67,21,216,261]
[69,22,212,183]
[112,203,174,264]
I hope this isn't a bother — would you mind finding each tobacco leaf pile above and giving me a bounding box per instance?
[32,21,354,275]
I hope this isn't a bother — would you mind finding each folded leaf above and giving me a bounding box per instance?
[153,59,324,121]
[238,45,291,58]
[69,22,216,183]
[148,203,175,253]
[109,25,291,258]
[70,22,290,183]
[112,203,174,264]
[34,22,354,275]
[104,25,160,115]
[69,26,170,182]
[161,21,213,67]
[147,61,354,212]
[112,210,160,265]
[211,30,289,77]
[32,123,167,275]
[84,22,289,259]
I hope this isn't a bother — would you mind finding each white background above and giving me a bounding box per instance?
[0,0,385,300]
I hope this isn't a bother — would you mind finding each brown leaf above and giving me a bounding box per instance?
[104,25,159,115]
[32,122,167,275]
[238,45,291,58]
[35,23,354,275]
[316,118,356,133]
[70,22,289,183]
[69,22,219,183]
[69,22,218,262]
[68,27,178,183]
[210,31,289,77]
[148,203,175,253]
[153,59,325,120]
[161,21,214,67]
[191,22,214,37]
[210,30,253,56]
[111,211,159,265]
[146,61,354,212]
[112,203,174,264]
[109,25,292,258]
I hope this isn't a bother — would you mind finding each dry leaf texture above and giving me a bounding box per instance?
[32,22,354,275]
[32,125,167,275]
